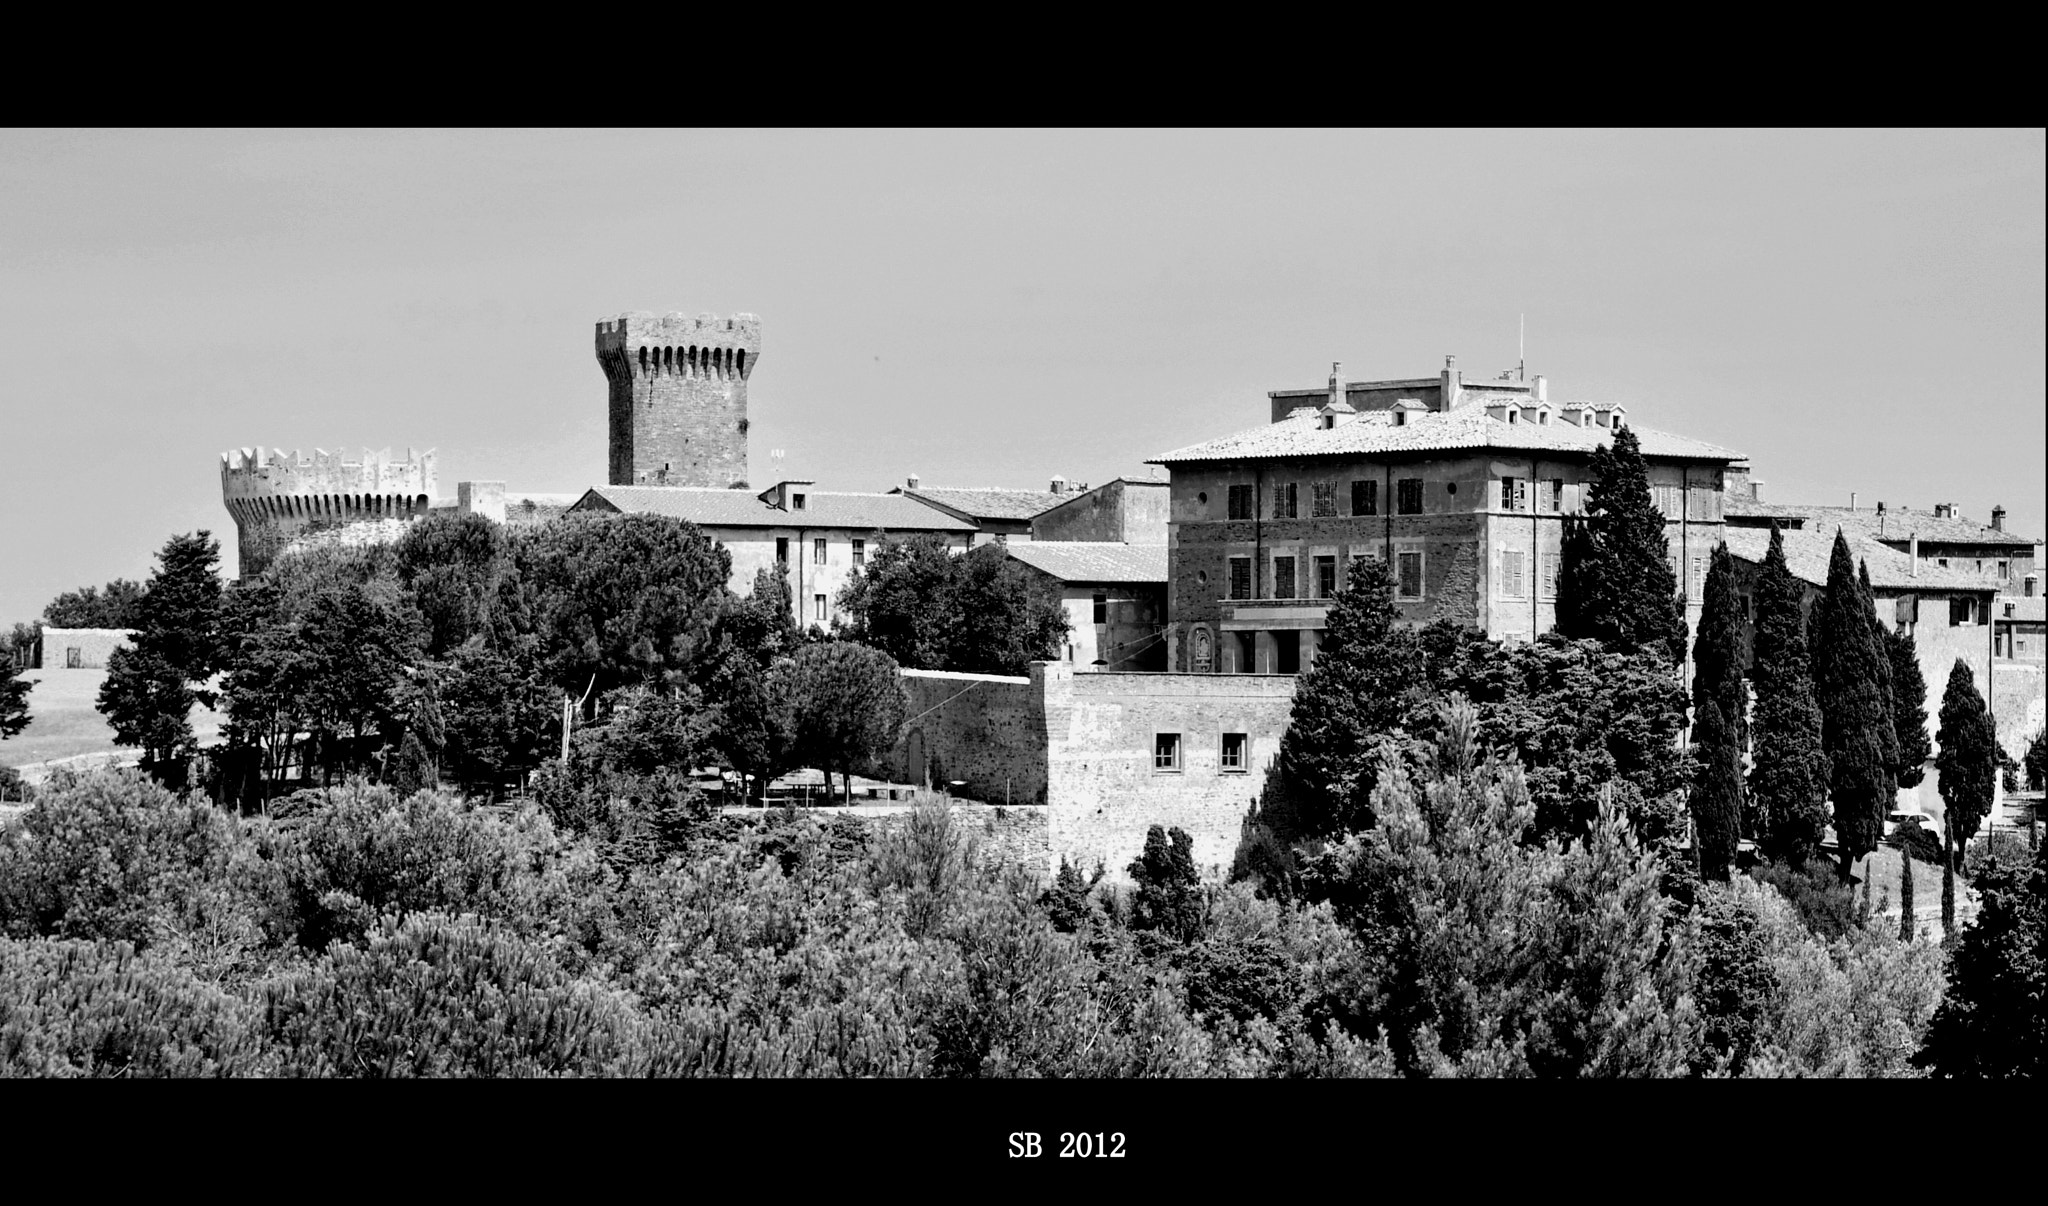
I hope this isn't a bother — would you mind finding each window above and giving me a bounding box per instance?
[1397,550,1424,600]
[1937,557,1949,569]
[1691,556,1705,599]
[852,538,865,568]
[1998,560,2011,580]
[1220,732,1248,772]
[1227,484,1255,520]
[1238,631,1257,673]
[1396,478,1423,515]
[1311,480,1338,518]
[1352,479,1377,516]
[775,537,789,563]
[814,593,827,621]
[1501,550,1526,599]
[1540,552,1559,600]
[1228,557,1252,600]
[1500,477,1526,512]
[1314,555,1337,599]
[1272,482,1298,519]
[1273,556,1297,599]
[791,492,806,511]
[813,537,827,565]
[1950,596,1977,626]
[1549,479,1565,512]
[1092,593,1108,624]
[1275,631,1301,674]
[66,647,82,669]
[1154,732,1181,772]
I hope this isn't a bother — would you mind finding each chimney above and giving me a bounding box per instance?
[1991,505,2006,531]
[2025,572,2039,598]
[1439,355,1461,412]
[1049,475,1067,494]
[1909,532,1919,576]
[1750,480,1765,502]
[1533,374,1547,404]
[1329,362,1344,409]
[907,472,920,490]
[1933,502,1952,520]
[1850,491,1857,510]
[1877,501,1886,535]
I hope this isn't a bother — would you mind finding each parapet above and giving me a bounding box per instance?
[221,445,438,502]
[595,311,761,380]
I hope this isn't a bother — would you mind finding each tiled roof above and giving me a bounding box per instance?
[896,486,1070,522]
[1723,499,2036,548]
[1005,542,1168,584]
[1721,526,2001,593]
[1148,402,1743,465]
[571,486,975,532]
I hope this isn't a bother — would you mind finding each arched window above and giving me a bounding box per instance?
[1191,627,1213,673]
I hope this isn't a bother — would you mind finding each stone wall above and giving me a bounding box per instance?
[220,446,436,578]
[37,628,134,670]
[1033,479,1171,544]
[890,663,1296,885]
[597,312,759,490]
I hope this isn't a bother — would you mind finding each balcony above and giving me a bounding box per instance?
[1218,599,1331,631]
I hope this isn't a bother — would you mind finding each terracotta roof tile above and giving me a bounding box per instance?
[572,486,975,532]
[897,486,1070,522]
[1149,402,1742,465]
[1720,526,2001,593]
[1005,542,1168,584]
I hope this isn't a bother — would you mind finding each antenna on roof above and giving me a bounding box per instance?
[1518,313,1526,381]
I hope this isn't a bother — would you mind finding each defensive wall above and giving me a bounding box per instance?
[34,628,135,670]
[221,446,436,578]
[597,312,760,490]
[892,663,1296,883]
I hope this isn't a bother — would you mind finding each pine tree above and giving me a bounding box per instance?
[1935,659,1997,941]
[1269,557,1423,839]
[1898,818,1917,941]
[1747,526,1830,867]
[97,531,226,784]
[1885,628,1933,790]
[1811,529,1897,883]
[1559,426,1686,661]
[0,655,31,742]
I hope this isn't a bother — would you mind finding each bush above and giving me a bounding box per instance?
[0,936,268,1077]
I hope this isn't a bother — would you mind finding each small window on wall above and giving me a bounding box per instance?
[1227,484,1255,520]
[1396,479,1424,515]
[1275,630,1301,674]
[1501,550,1526,599]
[1397,550,1424,600]
[1092,593,1108,624]
[1220,732,1248,773]
[1272,482,1298,519]
[814,594,827,621]
[852,538,865,568]
[1273,556,1297,599]
[1238,631,1257,673]
[1540,552,1558,600]
[1353,480,1377,516]
[66,647,83,669]
[1949,596,1976,626]
[1314,555,1337,599]
[1998,560,2011,580]
[775,538,789,563]
[1228,557,1252,600]
[1501,477,1526,512]
[1311,480,1338,518]
[813,538,827,565]
[1154,732,1182,772]
[792,493,806,511]
[1549,479,1565,512]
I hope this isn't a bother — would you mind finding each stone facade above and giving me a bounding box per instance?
[596,311,759,490]
[220,446,437,578]
[1032,479,1171,544]
[35,627,135,670]
[892,663,1294,883]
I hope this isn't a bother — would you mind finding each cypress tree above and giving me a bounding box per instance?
[1692,543,1747,751]
[1563,426,1686,661]
[1270,556,1423,839]
[1899,819,1917,941]
[1811,529,1897,884]
[1858,560,1902,782]
[1554,512,1602,642]
[1935,658,1996,940]
[1885,628,1933,789]
[1690,693,1743,881]
[1748,526,1830,867]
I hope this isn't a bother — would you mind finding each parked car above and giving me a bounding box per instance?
[1885,811,1945,862]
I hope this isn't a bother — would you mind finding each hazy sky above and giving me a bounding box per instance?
[2,129,2041,621]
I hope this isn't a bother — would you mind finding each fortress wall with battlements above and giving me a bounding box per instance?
[220,446,437,577]
[597,312,759,489]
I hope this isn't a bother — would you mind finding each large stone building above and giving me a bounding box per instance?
[566,480,976,628]
[1148,361,1743,675]
[1003,542,1168,672]
[220,446,438,577]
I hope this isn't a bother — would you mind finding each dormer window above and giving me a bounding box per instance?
[1506,409,1518,424]
[792,493,806,511]
[1392,410,1407,427]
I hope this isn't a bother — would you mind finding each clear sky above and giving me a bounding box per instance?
[2,129,2041,622]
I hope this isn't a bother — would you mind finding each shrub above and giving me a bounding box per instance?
[0,937,268,1077]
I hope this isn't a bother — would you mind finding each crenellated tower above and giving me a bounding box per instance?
[596,311,760,489]
[220,445,437,577]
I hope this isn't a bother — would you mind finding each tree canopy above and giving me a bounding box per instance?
[1810,529,1897,882]
[835,535,1068,675]
[1747,526,1830,867]
[1556,425,1686,662]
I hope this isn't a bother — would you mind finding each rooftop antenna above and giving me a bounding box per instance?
[1518,313,1526,381]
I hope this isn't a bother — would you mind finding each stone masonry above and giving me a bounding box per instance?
[220,446,437,578]
[596,311,760,490]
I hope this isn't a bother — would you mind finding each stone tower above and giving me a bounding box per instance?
[596,311,760,488]
[220,445,436,578]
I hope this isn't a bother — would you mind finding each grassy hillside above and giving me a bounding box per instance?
[0,669,223,770]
